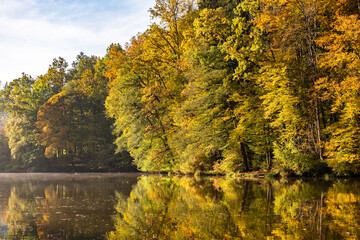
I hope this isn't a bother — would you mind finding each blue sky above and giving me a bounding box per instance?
[0,0,155,84]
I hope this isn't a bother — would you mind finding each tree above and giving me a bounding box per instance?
[36,53,130,170]
[219,0,273,172]
[0,74,45,170]
[198,0,242,18]
[0,57,71,171]
[171,7,232,173]
[317,9,360,175]
[255,0,329,175]
[106,0,196,172]
[0,126,10,170]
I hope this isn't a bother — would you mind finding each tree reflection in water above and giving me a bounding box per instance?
[3,183,116,239]
[0,173,137,240]
[108,177,360,240]
[0,175,360,239]
[6,185,38,238]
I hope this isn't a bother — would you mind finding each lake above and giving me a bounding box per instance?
[0,173,358,239]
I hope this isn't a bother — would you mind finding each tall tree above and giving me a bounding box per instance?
[317,4,360,175]
[0,74,45,170]
[106,0,196,172]
[171,7,232,173]
[256,0,329,175]
[36,53,128,170]
[220,0,272,172]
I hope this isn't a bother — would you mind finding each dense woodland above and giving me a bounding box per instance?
[0,0,359,176]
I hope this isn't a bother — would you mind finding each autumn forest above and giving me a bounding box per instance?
[0,0,359,176]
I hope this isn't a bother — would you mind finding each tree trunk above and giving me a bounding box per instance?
[266,147,272,171]
[315,97,323,159]
[240,142,249,172]
[241,181,250,212]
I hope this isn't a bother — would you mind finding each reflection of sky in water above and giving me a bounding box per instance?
[0,186,10,233]
[0,224,8,235]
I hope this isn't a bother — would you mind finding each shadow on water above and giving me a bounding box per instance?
[0,173,359,239]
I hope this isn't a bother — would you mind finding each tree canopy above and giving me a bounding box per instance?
[0,0,359,175]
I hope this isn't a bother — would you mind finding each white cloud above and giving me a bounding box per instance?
[0,0,155,84]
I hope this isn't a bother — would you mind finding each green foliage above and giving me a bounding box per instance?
[1,53,131,171]
[35,53,130,171]
[105,0,198,172]
[108,176,360,239]
[1,74,46,170]
[172,66,228,173]
[1,0,360,175]
[198,0,242,18]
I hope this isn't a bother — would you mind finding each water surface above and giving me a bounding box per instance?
[0,173,140,239]
[0,173,359,239]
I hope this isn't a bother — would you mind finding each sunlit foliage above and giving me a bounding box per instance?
[0,0,359,175]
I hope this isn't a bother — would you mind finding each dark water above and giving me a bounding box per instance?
[0,174,359,239]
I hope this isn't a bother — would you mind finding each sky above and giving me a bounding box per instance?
[0,0,156,85]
